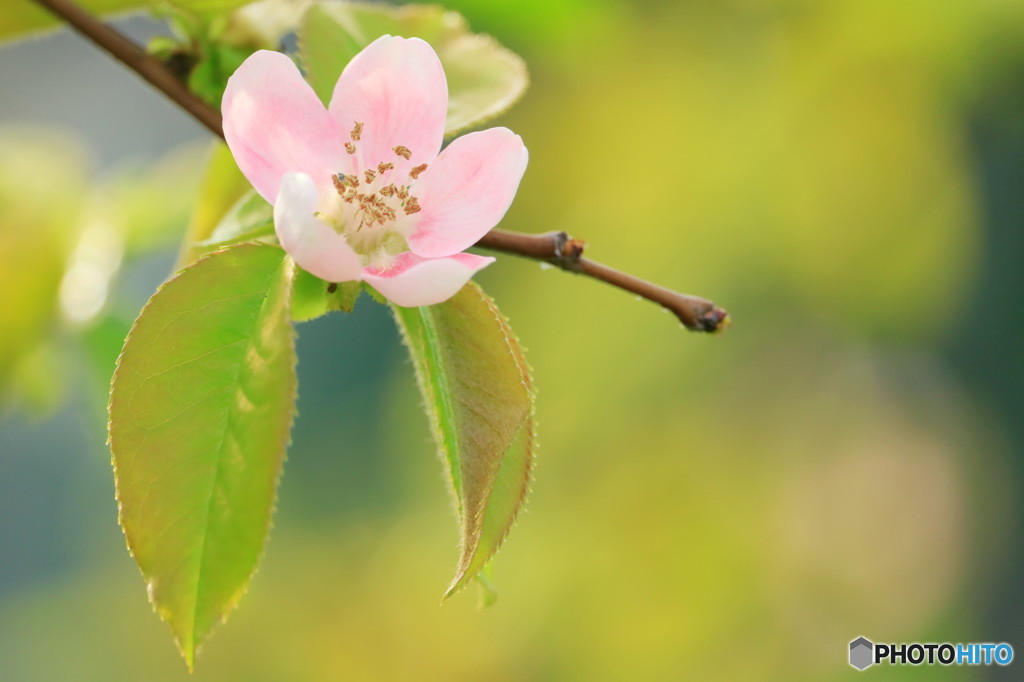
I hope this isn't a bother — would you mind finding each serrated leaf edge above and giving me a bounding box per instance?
[442,285,535,598]
[107,243,297,670]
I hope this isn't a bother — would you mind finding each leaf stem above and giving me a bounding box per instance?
[33,0,729,332]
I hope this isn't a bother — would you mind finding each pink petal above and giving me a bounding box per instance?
[329,36,447,175]
[223,50,346,204]
[363,252,494,307]
[407,127,528,258]
[274,172,363,282]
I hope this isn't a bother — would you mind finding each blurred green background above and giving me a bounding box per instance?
[2,0,1024,679]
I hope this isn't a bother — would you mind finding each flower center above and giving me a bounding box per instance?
[317,121,428,270]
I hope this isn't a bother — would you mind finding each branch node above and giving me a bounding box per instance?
[551,231,585,271]
[668,298,732,334]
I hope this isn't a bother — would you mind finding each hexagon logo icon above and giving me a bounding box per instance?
[850,637,874,670]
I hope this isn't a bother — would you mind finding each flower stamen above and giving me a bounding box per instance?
[334,172,359,189]
[324,134,427,260]
[404,196,421,215]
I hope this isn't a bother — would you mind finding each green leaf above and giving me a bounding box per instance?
[200,190,274,247]
[109,244,296,670]
[175,143,253,269]
[392,282,535,599]
[1,0,251,43]
[291,269,361,322]
[300,2,528,134]
[187,42,253,106]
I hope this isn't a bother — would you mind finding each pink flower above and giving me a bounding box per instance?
[222,36,528,307]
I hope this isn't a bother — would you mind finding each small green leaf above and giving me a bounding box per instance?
[109,243,296,670]
[300,2,528,134]
[1,0,251,43]
[392,283,535,599]
[291,268,361,322]
[187,42,252,106]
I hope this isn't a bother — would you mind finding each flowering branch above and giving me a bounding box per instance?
[32,0,729,332]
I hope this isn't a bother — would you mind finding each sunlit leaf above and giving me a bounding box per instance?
[201,190,274,247]
[392,282,535,598]
[300,2,528,134]
[109,243,296,669]
[1,0,252,42]
[176,143,252,269]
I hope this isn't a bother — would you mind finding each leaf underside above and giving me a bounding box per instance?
[392,282,535,599]
[299,1,529,135]
[109,243,296,669]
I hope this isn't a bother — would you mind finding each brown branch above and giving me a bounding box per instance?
[476,230,730,332]
[31,0,223,137]
[33,0,729,332]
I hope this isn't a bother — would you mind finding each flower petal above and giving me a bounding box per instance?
[329,36,447,174]
[363,252,494,307]
[223,50,346,204]
[407,127,528,258]
[274,172,363,282]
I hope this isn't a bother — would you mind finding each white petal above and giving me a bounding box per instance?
[274,172,363,282]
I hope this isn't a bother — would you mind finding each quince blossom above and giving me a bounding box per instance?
[222,36,528,306]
